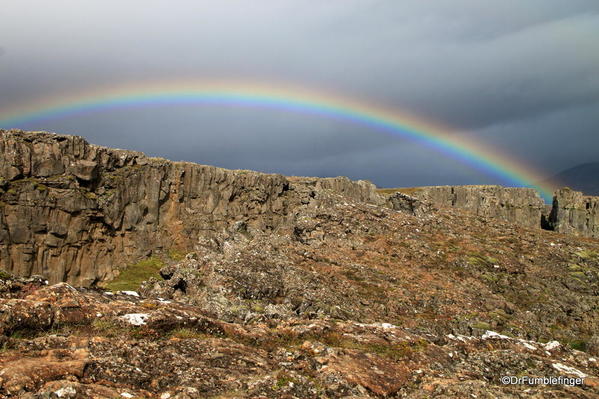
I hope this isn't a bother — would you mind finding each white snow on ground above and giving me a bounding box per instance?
[54,387,77,398]
[482,330,510,340]
[121,313,149,326]
[446,334,475,342]
[544,341,561,351]
[120,291,140,297]
[552,363,587,378]
[518,340,537,350]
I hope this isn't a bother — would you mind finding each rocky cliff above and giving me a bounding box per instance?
[550,188,599,238]
[0,129,381,285]
[1,130,597,287]
[388,185,545,229]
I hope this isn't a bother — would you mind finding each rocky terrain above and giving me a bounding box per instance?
[1,129,599,398]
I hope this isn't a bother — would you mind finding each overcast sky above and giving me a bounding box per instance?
[1,0,598,188]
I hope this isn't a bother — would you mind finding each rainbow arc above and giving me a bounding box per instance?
[0,80,556,199]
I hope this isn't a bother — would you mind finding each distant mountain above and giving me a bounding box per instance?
[546,162,599,196]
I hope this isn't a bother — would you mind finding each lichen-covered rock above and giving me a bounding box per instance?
[550,188,599,238]
[0,278,597,398]
[394,185,545,228]
[386,191,435,217]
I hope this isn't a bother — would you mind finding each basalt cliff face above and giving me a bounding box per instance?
[390,185,545,229]
[0,130,382,286]
[550,188,599,239]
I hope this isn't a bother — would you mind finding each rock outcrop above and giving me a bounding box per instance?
[1,129,597,287]
[390,185,545,229]
[550,188,599,238]
[0,130,382,285]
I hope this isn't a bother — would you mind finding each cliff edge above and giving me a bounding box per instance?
[0,129,381,285]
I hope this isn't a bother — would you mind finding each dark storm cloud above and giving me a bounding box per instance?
[1,0,598,187]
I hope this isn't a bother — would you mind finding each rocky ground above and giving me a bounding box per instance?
[1,190,599,398]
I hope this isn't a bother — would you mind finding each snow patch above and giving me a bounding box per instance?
[482,330,510,340]
[544,341,561,351]
[518,340,537,351]
[120,291,140,297]
[121,313,149,326]
[121,393,134,398]
[447,334,475,342]
[55,387,77,398]
[552,363,587,378]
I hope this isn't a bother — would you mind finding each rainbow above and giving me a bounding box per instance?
[0,79,555,200]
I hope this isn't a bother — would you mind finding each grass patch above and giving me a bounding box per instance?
[168,248,186,261]
[467,254,499,268]
[103,256,164,292]
[576,249,599,261]
[170,327,211,339]
[240,329,427,361]
[273,372,299,390]
[0,269,13,280]
[318,331,428,361]
[568,339,587,351]
[569,271,587,282]
[471,321,491,330]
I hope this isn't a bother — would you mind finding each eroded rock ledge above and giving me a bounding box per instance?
[0,130,381,285]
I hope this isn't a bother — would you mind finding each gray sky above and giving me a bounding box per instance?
[1,0,598,188]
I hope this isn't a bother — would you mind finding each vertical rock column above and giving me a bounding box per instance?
[549,188,599,238]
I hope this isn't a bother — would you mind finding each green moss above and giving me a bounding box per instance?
[168,248,186,261]
[103,256,164,292]
[568,263,582,271]
[568,340,587,351]
[317,331,428,361]
[576,249,599,261]
[273,372,298,390]
[570,271,587,281]
[91,319,135,338]
[170,328,210,339]
[481,272,500,283]
[35,184,47,191]
[467,254,499,268]
[249,301,265,313]
[0,269,13,280]
[471,321,492,330]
